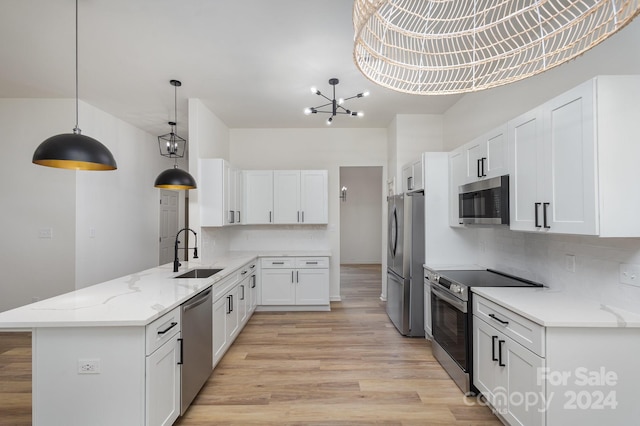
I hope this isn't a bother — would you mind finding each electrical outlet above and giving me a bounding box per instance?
[620,263,640,287]
[78,359,101,374]
[565,254,576,272]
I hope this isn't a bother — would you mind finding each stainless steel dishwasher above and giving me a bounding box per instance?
[180,287,213,414]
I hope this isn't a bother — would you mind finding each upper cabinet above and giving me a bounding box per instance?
[448,150,466,227]
[245,169,328,225]
[509,75,640,236]
[401,157,424,193]
[243,170,274,224]
[463,125,508,183]
[199,159,238,227]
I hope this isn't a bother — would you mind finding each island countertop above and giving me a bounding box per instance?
[0,250,331,328]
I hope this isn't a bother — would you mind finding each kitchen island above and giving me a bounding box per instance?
[471,287,640,426]
[0,250,331,426]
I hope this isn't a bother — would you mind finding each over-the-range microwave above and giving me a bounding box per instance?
[458,175,509,225]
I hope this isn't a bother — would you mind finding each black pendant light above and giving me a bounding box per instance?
[32,0,117,171]
[154,80,196,190]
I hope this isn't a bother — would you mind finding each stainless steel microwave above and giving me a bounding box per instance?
[458,175,509,225]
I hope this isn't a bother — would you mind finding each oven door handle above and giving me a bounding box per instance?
[431,284,467,313]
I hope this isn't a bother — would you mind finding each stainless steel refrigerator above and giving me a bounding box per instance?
[386,192,425,337]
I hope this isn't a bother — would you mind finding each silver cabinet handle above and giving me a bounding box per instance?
[236,210,240,223]
[297,211,300,222]
[306,261,318,265]
[296,270,299,282]
[269,211,272,223]
[302,211,304,223]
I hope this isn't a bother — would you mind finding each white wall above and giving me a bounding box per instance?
[0,99,168,312]
[340,166,383,264]
[228,128,388,301]
[442,19,640,314]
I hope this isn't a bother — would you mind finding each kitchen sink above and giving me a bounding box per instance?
[174,268,223,279]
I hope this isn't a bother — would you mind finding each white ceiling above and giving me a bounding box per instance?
[0,0,463,137]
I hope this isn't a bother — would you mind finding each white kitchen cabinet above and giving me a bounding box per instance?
[260,257,329,307]
[401,157,424,193]
[199,159,242,227]
[509,75,640,236]
[463,124,508,183]
[249,262,259,313]
[423,279,432,339]
[448,150,466,227]
[145,332,181,426]
[212,293,229,367]
[244,170,274,224]
[244,169,328,225]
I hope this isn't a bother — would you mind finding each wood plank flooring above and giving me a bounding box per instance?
[0,264,500,425]
[178,264,500,425]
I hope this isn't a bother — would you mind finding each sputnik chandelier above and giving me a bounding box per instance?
[304,78,369,125]
[353,0,640,95]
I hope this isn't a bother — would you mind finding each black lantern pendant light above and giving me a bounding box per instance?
[154,80,196,190]
[32,0,117,171]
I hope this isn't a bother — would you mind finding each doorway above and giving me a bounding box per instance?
[339,166,383,265]
[159,189,179,265]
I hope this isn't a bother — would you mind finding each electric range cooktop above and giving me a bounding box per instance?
[435,269,542,288]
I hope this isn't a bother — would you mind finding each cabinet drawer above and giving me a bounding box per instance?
[146,306,181,355]
[295,257,329,268]
[473,295,545,357]
[213,271,239,301]
[261,257,295,268]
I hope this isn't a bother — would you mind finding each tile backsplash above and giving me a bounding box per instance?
[477,228,640,314]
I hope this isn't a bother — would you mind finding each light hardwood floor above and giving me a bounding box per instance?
[0,264,500,425]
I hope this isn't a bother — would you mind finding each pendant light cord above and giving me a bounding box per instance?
[73,0,80,134]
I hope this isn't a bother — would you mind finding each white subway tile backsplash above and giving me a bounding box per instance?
[477,228,640,314]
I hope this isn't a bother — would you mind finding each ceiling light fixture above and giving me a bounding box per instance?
[32,0,117,170]
[353,0,640,95]
[304,78,369,125]
[154,80,197,190]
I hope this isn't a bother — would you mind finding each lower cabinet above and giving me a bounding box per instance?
[145,332,181,426]
[423,278,432,339]
[260,257,329,307]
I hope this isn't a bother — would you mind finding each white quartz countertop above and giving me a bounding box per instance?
[0,251,331,328]
[472,287,640,328]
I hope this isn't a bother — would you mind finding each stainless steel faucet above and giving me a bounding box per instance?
[174,228,198,272]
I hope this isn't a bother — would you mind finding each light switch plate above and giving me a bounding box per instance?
[619,263,640,287]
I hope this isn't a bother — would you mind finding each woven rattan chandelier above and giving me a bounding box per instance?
[353,0,640,95]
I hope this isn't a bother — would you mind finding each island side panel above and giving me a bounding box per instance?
[33,326,146,426]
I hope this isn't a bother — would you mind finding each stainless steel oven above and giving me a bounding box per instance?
[425,267,542,395]
[430,284,470,392]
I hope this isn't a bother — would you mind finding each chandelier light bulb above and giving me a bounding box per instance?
[310,87,319,95]
[357,111,364,117]
[326,117,333,125]
[338,98,345,105]
[304,108,312,115]
[362,91,370,97]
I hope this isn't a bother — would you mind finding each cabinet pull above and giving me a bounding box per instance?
[230,294,234,312]
[272,261,284,265]
[226,295,232,314]
[296,270,299,283]
[177,338,184,365]
[477,158,482,178]
[491,335,498,361]
[302,211,304,222]
[229,210,235,224]
[251,275,256,288]
[157,321,178,335]
[250,264,255,269]
[306,261,318,265]
[297,211,300,222]
[236,211,241,223]
[534,202,541,228]
[241,270,248,275]
[291,271,294,283]
[408,176,413,190]
[269,211,272,223]
[482,157,487,177]
[489,313,509,325]
[498,340,506,367]
[240,285,245,300]
[543,202,551,229]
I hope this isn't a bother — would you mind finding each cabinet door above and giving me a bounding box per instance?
[274,170,301,223]
[473,318,506,413]
[503,339,545,426]
[484,125,508,179]
[300,170,328,224]
[295,268,329,305]
[250,273,258,312]
[225,162,235,225]
[542,81,597,235]
[401,164,413,192]
[226,288,240,340]
[508,107,543,231]
[244,170,274,224]
[423,283,432,338]
[212,296,229,366]
[237,278,249,325]
[230,168,243,225]
[448,151,465,227]
[412,158,424,191]
[465,139,486,182]
[199,159,225,227]
[261,269,296,305]
[146,334,181,426]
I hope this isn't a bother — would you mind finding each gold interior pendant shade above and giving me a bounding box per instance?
[32,0,117,170]
[353,0,640,95]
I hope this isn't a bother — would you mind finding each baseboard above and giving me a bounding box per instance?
[330,296,342,302]
[256,305,331,312]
